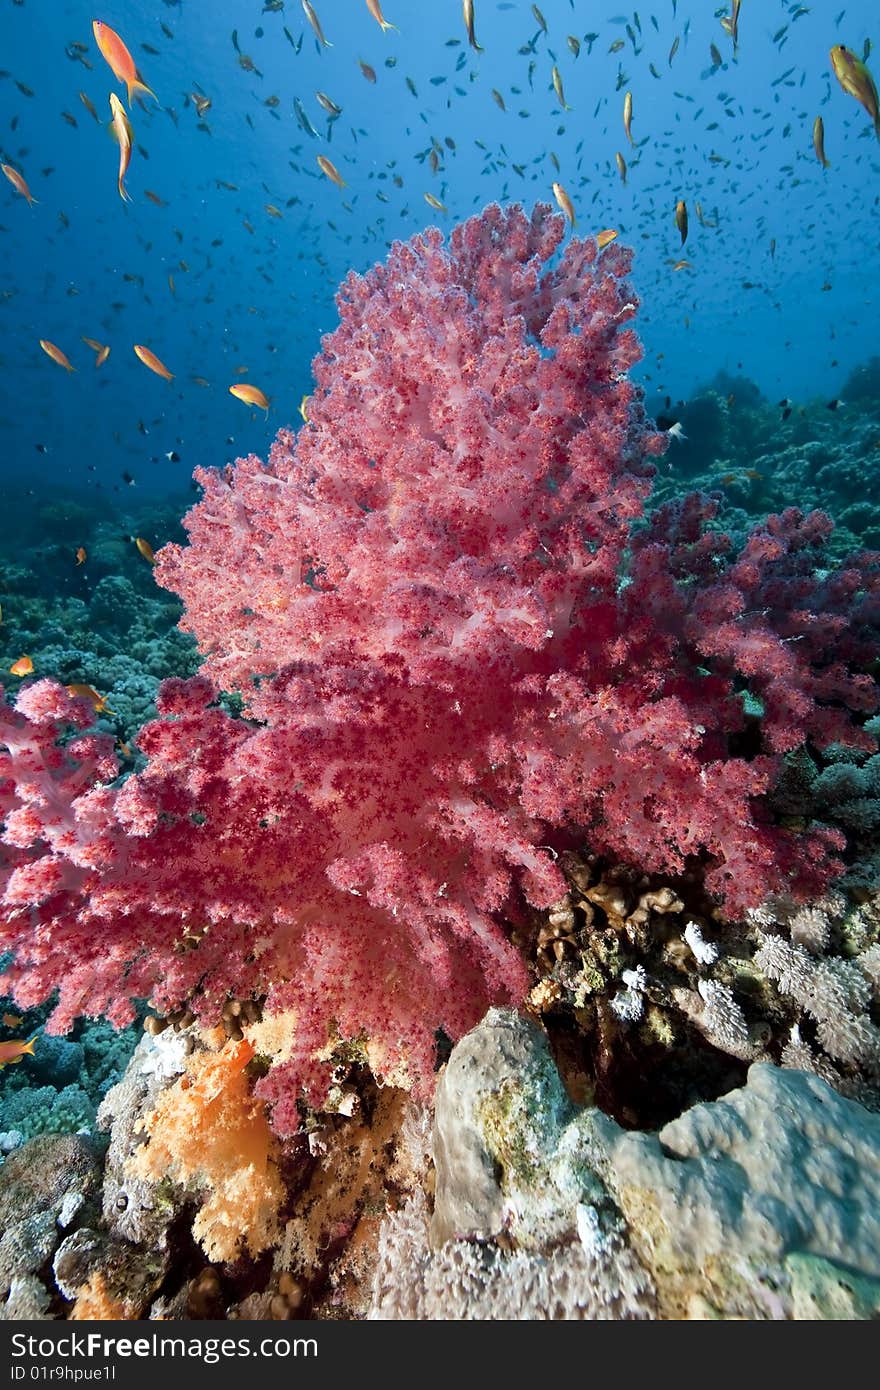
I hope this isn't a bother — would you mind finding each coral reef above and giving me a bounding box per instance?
[515,850,880,1124]
[0,1008,139,1143]
[0,1133,105,1320]
[2,1020,430,1320]
[0,490,199,745]
[2,210,880,1324]
[649,384,880,560]
[842,356,880,411]
[752,898,880,1104]
[3,998,880,1321]
[3,207,879,1141]
[372,1189,654,1320]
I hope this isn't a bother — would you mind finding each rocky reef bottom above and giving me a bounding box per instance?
[1,1007,878,1322]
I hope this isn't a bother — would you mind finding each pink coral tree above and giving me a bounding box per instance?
[2,204,879,1130]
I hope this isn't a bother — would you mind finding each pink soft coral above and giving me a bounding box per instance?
[155,203,659,706]
[2,205,878,1130]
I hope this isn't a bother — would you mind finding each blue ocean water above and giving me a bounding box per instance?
[0,0,877,501]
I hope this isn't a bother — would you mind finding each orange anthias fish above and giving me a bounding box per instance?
[1,162,37,205]
[65,683,114,713]
[9,655,33,677]
[551,181,575,227]
[82,336,110,366]
[92,20,157,107]
[39,340,76,372]
[596,229,618,250]
[0,1033,39,1068]
[133,344,173,380]
[134,536,156,563]
[109,92,134,202]
[675,198,689,245]
[75,545,87,564]
[317,154,346,188]
[366,0,398,33]
[229,383,270,414]
[830,45,880,137]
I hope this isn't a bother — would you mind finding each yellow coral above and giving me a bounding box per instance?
[131,1037,284,1263]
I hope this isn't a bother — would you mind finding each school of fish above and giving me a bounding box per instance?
[0,0,875,590]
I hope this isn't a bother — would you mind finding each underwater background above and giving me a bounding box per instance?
[1,0,880,1321]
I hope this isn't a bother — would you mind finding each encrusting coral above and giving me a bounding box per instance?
[518,849,880,1120]
[2,204,880,1135]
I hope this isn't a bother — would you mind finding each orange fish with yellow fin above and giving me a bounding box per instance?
[39,340,76,372]
[133,345,173,380]
[1,163,37,205]
[134,537,156,564]
[229,383,270,414]
[317,154,346,188]
[0,1033,39,1068]
[82,337,110,366]
[65,683,114,714]
[92,20,157,107]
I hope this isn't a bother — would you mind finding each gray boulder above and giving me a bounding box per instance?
[378,1008,880,1320]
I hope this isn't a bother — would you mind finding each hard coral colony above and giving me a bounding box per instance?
[1,204,879,1134]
